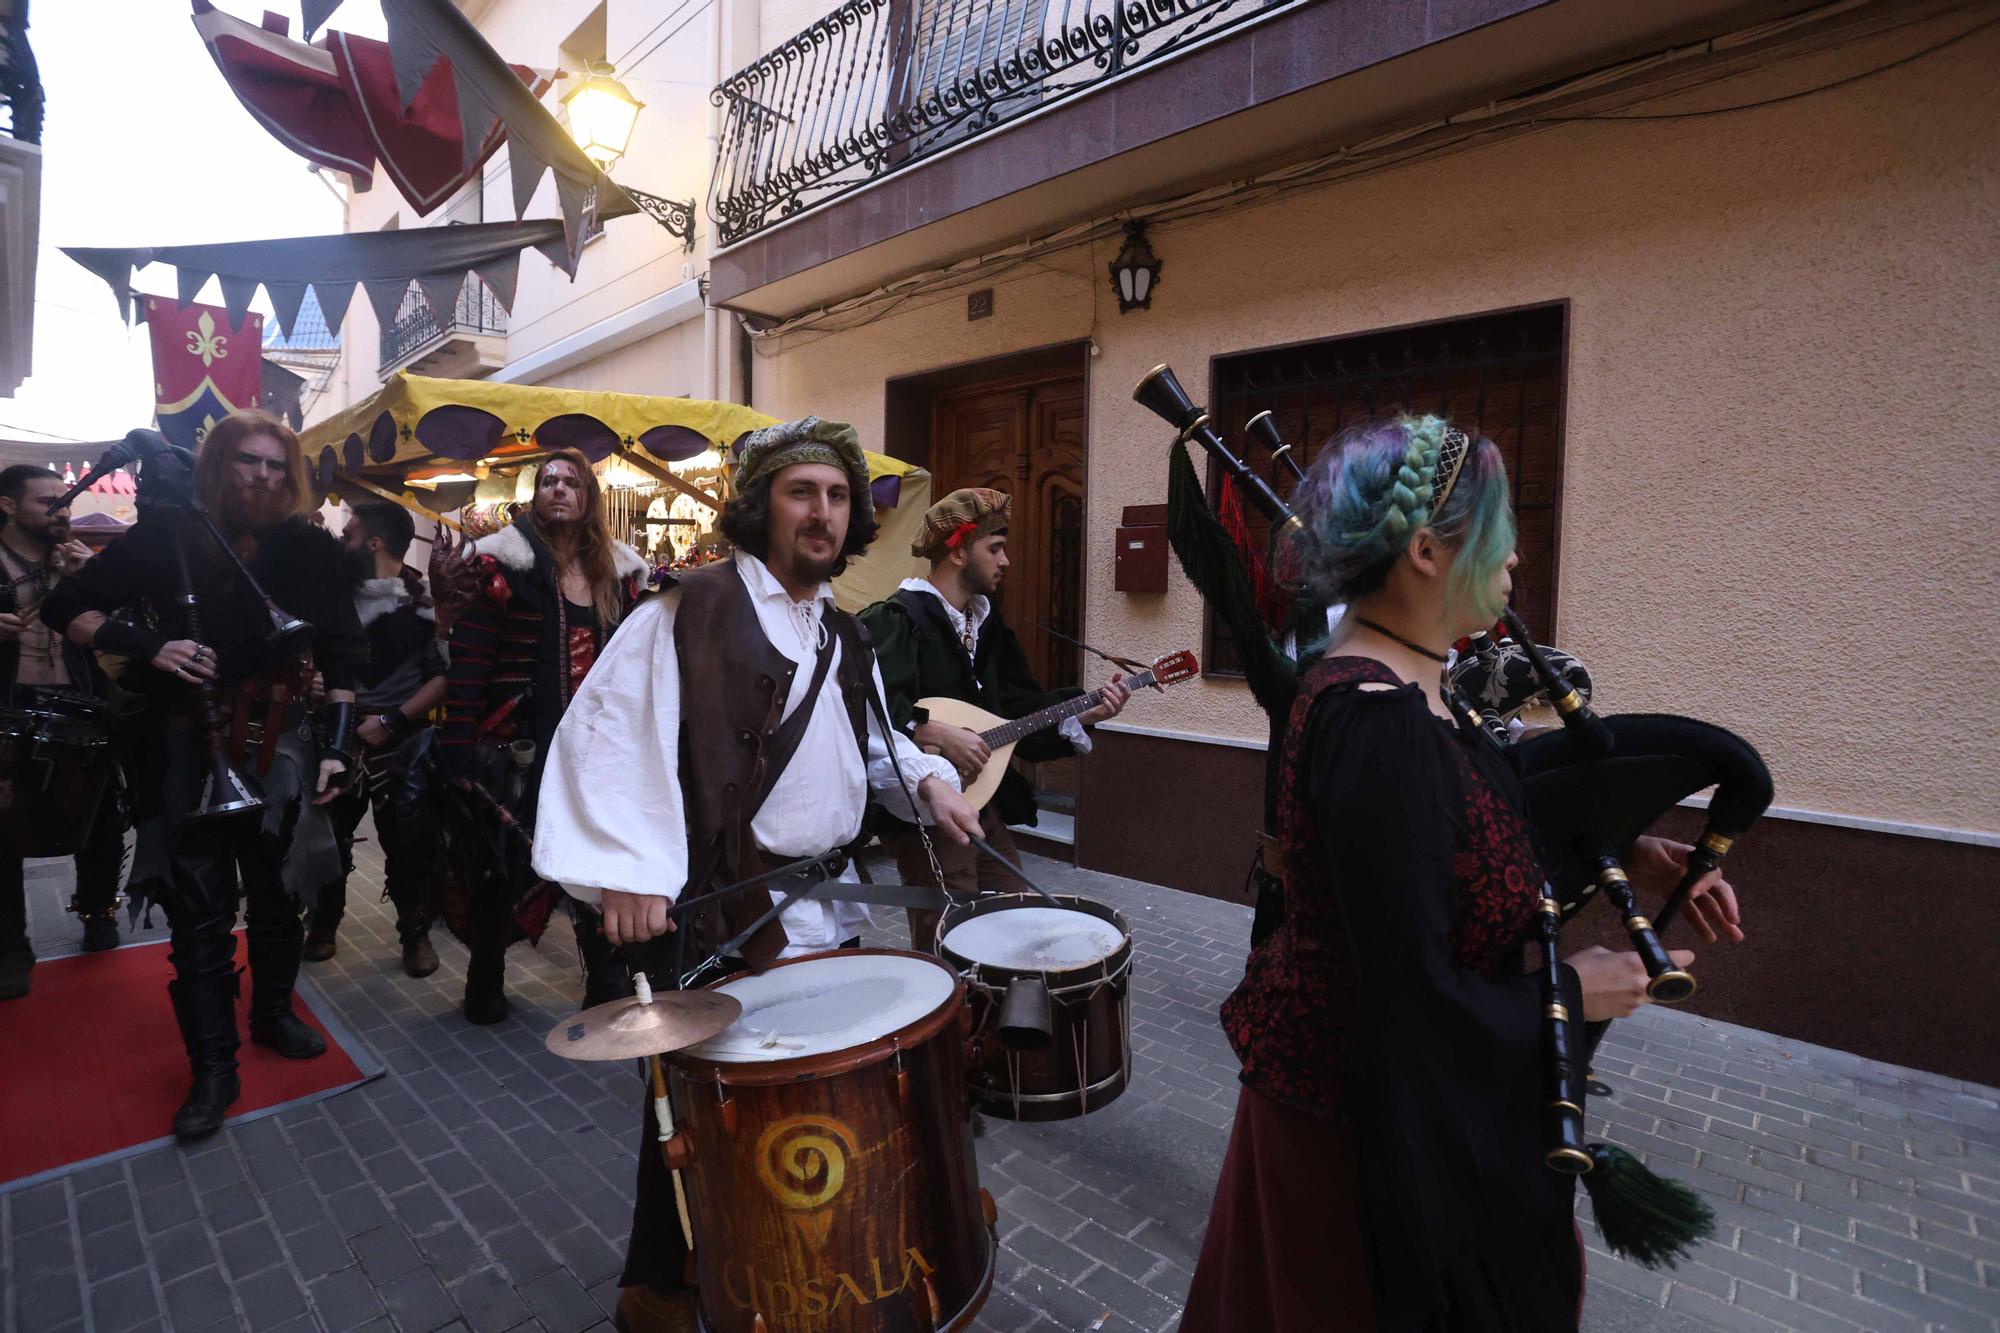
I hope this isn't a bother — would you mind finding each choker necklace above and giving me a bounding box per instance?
[1353,616,1450,664]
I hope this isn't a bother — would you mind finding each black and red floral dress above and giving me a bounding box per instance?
[1182,656,1583,1333]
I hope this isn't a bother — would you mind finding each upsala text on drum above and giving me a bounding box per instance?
[664,950,998,1332]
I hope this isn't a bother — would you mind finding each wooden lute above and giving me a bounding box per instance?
[918,649,1198,811]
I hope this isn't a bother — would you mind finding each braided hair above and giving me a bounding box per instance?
[1290,414,1515,620]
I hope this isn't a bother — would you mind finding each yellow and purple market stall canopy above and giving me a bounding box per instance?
[299,372,928,610]
[300,372,777,476]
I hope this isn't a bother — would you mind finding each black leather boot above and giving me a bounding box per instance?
[401,932,439,978]
[462,939,509,1025]
[81,914,120,953]
[301,917,338,962]
[247,931,326,1059]
[0,937,32,1001]
[168,974,242,1140]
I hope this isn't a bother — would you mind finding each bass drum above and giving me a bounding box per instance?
[937,894,1133,1122]
[0,693,114,858]
[666,950,997,1333]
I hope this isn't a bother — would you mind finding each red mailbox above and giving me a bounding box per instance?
[1114,504,1169,594]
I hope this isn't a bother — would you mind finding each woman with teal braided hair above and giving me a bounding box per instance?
[1182,417,1672,1331]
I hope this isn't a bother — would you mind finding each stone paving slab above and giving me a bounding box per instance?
[5,826,1998,1332]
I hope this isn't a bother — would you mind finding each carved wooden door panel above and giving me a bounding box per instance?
[930,373,1086,688]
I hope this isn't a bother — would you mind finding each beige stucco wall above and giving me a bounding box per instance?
[747,19,2000,833]
[527,318,710,395]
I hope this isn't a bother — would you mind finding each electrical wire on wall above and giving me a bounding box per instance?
[741,0,1996,347]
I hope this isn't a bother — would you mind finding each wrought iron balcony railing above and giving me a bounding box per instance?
[1,6,44,146]
[378,278,507,374]
[710,0,1284,245]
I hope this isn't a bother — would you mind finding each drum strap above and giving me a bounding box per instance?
[861,681,953,897]
[804,879,951,910]
[748,628,838,818]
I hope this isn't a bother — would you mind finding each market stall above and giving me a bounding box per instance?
[299,373,929,608]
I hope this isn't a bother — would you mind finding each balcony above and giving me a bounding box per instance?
[0,4,38,147]
[707,0,1883,319]
[1,0,43,397]
[377,278,507,379]
[710,0,1291,248]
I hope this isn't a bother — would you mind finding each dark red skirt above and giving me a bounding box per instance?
[1180,1085,1376,1332]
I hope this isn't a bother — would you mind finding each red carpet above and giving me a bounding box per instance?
[0,932,378,1188]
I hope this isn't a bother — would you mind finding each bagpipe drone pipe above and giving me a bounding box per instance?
[1135,365,1326,946]
[1469,620,1776,1266]
[1135,364,1763,1265]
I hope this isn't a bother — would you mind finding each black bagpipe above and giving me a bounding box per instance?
[1135,365,1752,1266]
[88,430,321,824]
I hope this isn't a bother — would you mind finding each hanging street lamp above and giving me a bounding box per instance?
[562,64,645,171]
[1109,222,1162,314]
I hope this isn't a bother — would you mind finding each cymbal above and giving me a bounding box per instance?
[544,989,743,1062]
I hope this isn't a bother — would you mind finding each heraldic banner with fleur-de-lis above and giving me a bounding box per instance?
[144,297,267,452]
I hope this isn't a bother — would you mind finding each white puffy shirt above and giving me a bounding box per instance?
[532,553,961,954]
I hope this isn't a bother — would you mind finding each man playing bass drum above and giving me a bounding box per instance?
[860,487,1129,949]
[529,416,982,1332]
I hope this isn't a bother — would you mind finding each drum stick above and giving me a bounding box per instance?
[638,975,696,1252]
[965,830,1060,905]
[649,1054,695,1250]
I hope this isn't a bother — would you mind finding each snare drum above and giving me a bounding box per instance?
[0,693,114,858]
[937,894,1134,1122]
[666,950,997,1333]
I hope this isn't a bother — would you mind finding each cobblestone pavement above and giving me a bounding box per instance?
[5,829,1998,1332]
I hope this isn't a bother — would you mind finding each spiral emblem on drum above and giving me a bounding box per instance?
[755,1116,856,1211]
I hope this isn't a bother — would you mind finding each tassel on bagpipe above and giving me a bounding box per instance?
[1149,365,1304,723]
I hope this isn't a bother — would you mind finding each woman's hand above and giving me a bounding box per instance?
[1566,944,1697,1021]
[1630,835,1744,944]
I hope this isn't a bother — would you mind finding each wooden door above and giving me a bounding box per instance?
[930,373,1085,688]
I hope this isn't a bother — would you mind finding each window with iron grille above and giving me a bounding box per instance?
[1203,303,1568,676]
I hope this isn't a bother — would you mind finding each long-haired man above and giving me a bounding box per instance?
[43,411,366,1139]
[438,448,650,1023]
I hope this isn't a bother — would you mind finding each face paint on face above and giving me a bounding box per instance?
[535,460,586,527]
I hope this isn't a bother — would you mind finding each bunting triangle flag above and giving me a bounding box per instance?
[143,296,265,451]
[196,0,548,218]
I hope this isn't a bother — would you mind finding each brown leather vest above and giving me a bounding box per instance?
[671,558,872,963]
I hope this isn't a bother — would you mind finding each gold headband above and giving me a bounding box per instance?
[1429,426,1471,522]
